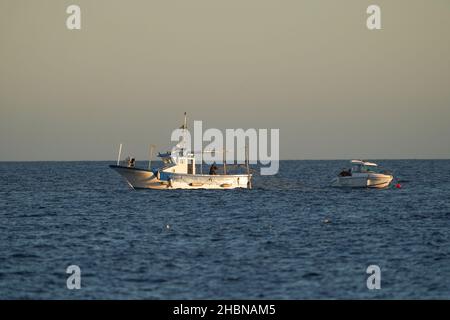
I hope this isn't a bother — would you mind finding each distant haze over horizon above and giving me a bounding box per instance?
[1,0,449,161]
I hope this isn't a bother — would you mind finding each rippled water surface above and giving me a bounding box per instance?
[1,160,449,299]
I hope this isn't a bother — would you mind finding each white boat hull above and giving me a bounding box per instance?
[169,173,250,189]
[110,165,251,190]
[332,173,393,189]
[110,165,162,189]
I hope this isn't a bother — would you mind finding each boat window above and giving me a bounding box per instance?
[361,165,379,173]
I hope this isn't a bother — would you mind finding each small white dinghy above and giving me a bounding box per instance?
[110,114,252,190]
[331,160,393,189]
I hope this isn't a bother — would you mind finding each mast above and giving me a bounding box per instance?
[117,143,123,166]
[245,141,252,189]
[182,112,187,156]
[148,144,155,170]
[223,149,227,175]
[200,149,203,174]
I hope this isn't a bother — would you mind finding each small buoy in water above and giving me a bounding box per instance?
[323,219,331,224]
[166,224,170,229]
[395,183,402,189]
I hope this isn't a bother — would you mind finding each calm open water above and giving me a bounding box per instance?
[0,160,449,299]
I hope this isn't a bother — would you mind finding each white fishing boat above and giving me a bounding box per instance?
[109,114,252,190]
[331,160,394,189]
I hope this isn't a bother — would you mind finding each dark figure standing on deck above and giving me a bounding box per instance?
[209,163,218,175]
[338,169,351,177]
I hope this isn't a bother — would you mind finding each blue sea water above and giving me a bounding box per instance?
[0,160,449,299]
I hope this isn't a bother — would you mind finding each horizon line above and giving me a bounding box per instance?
[1,158,450,162]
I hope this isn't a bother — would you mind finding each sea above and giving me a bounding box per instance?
[0,160,449,299]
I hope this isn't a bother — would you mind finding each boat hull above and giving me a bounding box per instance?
[109,165,163,189]
[331,173,393,189]
[109,165,251,190]
[169,173,251,189]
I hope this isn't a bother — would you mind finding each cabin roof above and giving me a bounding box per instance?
[350,160,378,167]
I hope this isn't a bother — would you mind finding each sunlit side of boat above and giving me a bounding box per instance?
[331,160,393,189]
[109,114,252,190]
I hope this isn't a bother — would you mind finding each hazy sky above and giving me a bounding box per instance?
[1,0,449,160]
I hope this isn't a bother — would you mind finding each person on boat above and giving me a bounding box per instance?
[339,169,351,177]
[209,162,218,175]
[128,157,136,168]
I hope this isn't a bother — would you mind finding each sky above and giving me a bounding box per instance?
[1,0,449,161]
